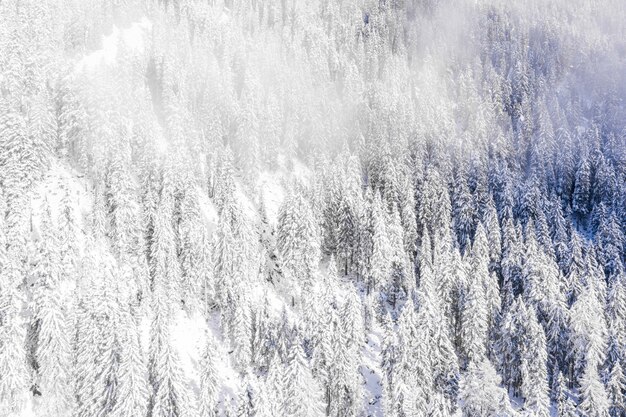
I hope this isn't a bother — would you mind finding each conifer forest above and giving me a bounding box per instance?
[0,0,625,416]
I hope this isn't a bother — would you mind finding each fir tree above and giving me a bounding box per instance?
[369,192,390,294]
[111,298,149,417]
[573,159,591,218]
[578,361,610,417]
[460,273,489,366]
[30,203,75,416]
[283,342,324,417]
[459,359,514,417]
[231,294,253,373]
[277,188,321,301]
[607,361,626,417]
[199,334,219,417]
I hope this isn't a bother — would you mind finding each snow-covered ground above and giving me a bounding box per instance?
[362,330,384,417]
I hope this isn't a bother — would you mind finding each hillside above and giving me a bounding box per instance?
[0,1,625,417]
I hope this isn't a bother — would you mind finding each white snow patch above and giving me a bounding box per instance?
[198,189,219,233]
[258,171,285,227]
[362,330,384,417]
[74,17,152,73]
[204,312,243,404]
[171,309,205,396]
[255,159,313,226]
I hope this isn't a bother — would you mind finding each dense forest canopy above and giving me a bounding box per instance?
[0,0,625,416]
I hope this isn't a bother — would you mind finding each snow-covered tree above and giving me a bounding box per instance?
[607,361,626,417]
[277,187,321,301]
[111,296,149,417]
[459,359,515,417]
[283,343,324,417]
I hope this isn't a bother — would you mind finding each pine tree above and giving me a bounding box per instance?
[381,312,397,417]
[237,377,257,417]
[177,179,206,311]
[482,197,502,274]
[573,159,591,218]
[111,299,149,417]
[459,359,514,417]
[500,217,524,300]
[554,371,574,417]
[336,193,357,276]
[105,156,142,270]
[312,298,335,413]
[607,361,626,417]
[0,260,28,416]
[213,149,237,214]
[387,206,411,307]
[277,188,321,300]
[452,169,475,255]
[0,188,28,416]
[522,223,564,318]
[330,290,365,417]
[399,179,418,260]
[578,361,610,417]
[369,192,390,294]
[213,215,236,311]
[255,378,278,417]
[551,199,570,275]
[74,239,121,417]
[416,245,459,406]
[0,99,50,197]
[149,186,181,307]
[418,167,452,239]
[148,218,193,417]
[356,188,375,285]
[520,307,550,417]
[31,210,74,417]
[460,273,488,365]
[569,277,608,383]
[283,343,324,417]
[231,294,253,372]
[251,299,272,372]
[392,299,423,416]
[199,334,219,417]
[322,170,342,255]
[596,211,625,280]
[566,230,586,305]
[471,224,500,336]
[266,353,287,415]
[607,276,626,362]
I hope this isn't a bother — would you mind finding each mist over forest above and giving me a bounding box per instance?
[0,0,625,416]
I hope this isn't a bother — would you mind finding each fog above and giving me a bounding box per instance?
[0,1,625,416]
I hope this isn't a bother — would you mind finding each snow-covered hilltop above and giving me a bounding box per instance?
[0,1,625,417]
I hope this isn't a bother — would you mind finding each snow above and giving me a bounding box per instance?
[256,159,313,227]
[73,17,152,73]
[24,153,431,417]
[6,0,624,415]
[248,280,292,320]
[26,155,386,415]
[258,171,285,227]
[203,312,242,403]
[169,308,243,408]
[140,307,243,410]
[362,330,384,417]
[172,309,244,406]
[30,161,93,256]
[198,189,219,233]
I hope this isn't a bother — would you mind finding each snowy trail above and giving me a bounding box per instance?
[362,330,384,417]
